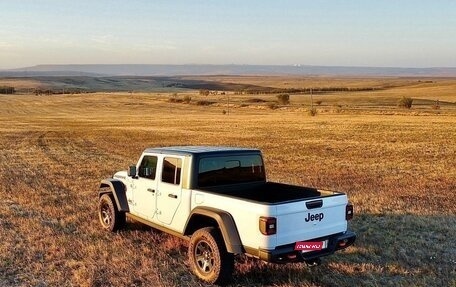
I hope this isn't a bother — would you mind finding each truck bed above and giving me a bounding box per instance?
[200,182,338,204]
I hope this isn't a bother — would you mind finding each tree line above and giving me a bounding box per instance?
[0,86,15,94]
[237,86,383,95]
[33,88,87,95]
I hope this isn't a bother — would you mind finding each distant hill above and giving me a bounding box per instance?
[0,69,102,77]
[3,64,456,77]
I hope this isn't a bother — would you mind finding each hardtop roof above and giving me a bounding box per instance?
[143,146,260,156]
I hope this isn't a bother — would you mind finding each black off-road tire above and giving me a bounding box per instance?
[98,193,126,232]
[188,227,234,284]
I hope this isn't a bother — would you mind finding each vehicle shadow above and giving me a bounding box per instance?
[230,213,456,287]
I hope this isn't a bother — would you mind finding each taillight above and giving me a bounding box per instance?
[346,203,354,220]
[259,216,277,235]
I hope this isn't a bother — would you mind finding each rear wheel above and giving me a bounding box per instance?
[188,227,234,284]
[98,193,125,232]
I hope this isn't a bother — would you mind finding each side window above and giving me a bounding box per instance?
[138,156,158,180]
[162,157,182,185]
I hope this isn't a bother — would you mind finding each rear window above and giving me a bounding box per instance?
[198,155,265,187]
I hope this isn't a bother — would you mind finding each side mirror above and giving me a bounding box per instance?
[128,165,137,177]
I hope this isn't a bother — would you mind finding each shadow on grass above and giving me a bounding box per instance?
[114,213,455,287]
[227,213,455,287]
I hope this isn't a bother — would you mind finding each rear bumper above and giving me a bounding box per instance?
[257,231,356,263]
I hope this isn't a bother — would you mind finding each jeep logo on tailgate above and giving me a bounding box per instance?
[305,212,324,222]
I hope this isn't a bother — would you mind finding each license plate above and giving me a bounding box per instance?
[295,240,328,253]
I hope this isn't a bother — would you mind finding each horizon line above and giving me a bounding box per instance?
[4,63,456,71]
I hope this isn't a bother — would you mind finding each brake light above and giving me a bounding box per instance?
[259,216,277,235]
[346,203,354,220]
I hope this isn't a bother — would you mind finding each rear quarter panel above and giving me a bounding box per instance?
[190,190,278,250]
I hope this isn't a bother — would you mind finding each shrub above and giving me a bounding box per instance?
[168,96,183,103]
[398,97,413,109]
[183,95,192,103]
[316,100,323,105]
[267,102,278,110]
[308,107,317,116]
[199,89,210,96]
[432,100,440,110]
[196,100,215,106]
[246,98,266,103]
[333,104,343,113]
[276,94,290,105]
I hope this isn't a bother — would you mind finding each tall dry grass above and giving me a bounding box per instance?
[0,86,455,286]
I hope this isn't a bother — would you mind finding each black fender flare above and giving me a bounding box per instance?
[98,179,129,212]
[184,207,243,254]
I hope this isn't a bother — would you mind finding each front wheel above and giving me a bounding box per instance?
[98,193,125,232]
[188,227,234,284]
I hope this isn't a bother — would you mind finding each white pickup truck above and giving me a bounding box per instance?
[98,146,356,284]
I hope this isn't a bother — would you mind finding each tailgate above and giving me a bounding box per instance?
[275,193,348,246]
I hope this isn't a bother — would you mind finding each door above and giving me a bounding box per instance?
[156,156,183,225]
[133,155,158,220]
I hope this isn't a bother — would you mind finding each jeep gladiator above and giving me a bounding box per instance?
[98,146,356,284]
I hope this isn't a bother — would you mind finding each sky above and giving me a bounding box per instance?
[0,0,455,69]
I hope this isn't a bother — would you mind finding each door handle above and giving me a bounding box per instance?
[168,194,177,199]
[147,188,155,193]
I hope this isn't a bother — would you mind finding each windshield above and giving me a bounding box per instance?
[198,155,265,187]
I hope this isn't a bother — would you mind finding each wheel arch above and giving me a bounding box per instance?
[98,179,129,212]
[184,207,243,254]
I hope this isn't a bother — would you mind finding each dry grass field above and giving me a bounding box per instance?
[183,75,421,89]
[0,77,455,287]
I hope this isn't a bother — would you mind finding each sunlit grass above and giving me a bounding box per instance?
[0,80,455,286]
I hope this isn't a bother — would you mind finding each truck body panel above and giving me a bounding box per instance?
[101,146,355,265]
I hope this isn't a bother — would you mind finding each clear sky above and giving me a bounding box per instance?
[1,0,455,69]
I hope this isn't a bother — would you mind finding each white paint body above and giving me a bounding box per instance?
[114,148,349,252]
